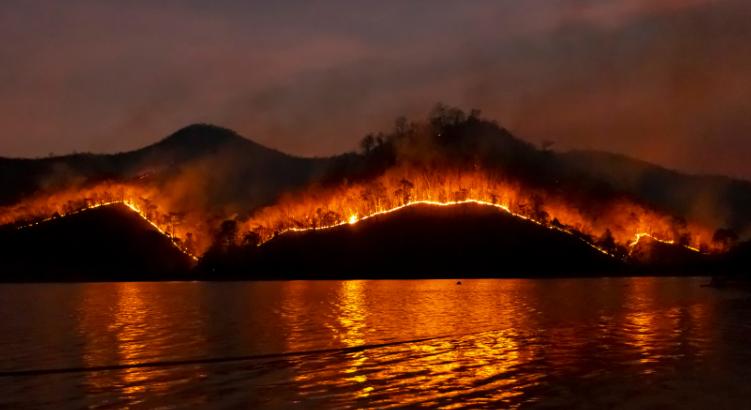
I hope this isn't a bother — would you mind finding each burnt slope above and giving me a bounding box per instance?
[0,204,193,281]
[198,203,623,279]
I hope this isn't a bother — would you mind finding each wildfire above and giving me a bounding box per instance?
[240,165,718,257]
[0,165,719,262]
[2,183,204,260]
[628,232,701,253]
[266,198,617,257]
[120,201,200,261]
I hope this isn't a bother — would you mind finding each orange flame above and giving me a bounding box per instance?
[0,182,205,259]
[0,165,720,260]
[240,165,718,255]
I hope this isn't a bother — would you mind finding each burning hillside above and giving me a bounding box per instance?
[238,164,716,257]
[0,182,209,258]
[205,202,622,278]
[0,106,741,272]
[0,203,192,280]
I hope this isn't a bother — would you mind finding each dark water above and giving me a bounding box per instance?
[1,278,751,409]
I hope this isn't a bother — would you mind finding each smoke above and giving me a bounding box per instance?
[1,0,750,178]
[4,107,750,259]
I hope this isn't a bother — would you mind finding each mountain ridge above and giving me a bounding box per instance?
[2,109,751,254]
[3,117,751,236]
[2,111,751,281]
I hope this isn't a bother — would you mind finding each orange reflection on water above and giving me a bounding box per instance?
[335,280,367,348]
[621,277,713,373]
[623,278,659,366]
[335,281,371,398]
[51,278,722,408]
[278,280,544,407]
[274,278,718,407]
[280,280,311,352]
[76,283,173,401]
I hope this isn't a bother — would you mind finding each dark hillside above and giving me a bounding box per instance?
[0,204,193,281]
[197,203,623,279]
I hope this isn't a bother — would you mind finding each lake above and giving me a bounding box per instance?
[1,278,750,408]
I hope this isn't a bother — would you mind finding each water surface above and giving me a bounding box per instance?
[1,278,750,408]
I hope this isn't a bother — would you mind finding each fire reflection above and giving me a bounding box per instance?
[621,278,712,373]
[279,280,545,407]
[280,280,312,353]
[274,279,716,407]
[623,278,660,365]
[335,281,371,398]
[76,283,171,401]
[46,278,722,407]
[335,280,367,347]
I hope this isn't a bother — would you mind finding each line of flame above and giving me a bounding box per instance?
[15,200,198,261]
[259,199,619,258]
[15,198,701,264]
[628,232,701,253]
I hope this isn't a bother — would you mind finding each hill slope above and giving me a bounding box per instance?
[197,203,622,279]
[3,110,751,280]
[561,150,751,237]
[2,200,746,282]
[0,204,193,281]
[4,119,751,239]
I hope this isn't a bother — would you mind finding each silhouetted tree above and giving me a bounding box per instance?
[215,219,238,250]
[168,212,183,237]
[371,182,387,209]
[713,228,738,249]
[242,231,260,247]
[320,210,340,226]
[678,232,692,247]
[454,188,469,202]
[598,229,616,251]
[531,194,549,224]
[394,116,409,135]
[670,216,688,243]
[395,178,414,204]
[429,103,468,143]
[360,134,376,154]
[184,232,195,255]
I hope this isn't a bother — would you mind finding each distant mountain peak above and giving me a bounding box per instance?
[156,123,246,149]
[133,123,291,164]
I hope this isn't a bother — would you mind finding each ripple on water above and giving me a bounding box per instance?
[1,278,751,408]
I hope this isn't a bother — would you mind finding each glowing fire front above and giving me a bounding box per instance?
[239,166,717,255]
[1,166,718,260]
[1,183,205,260]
